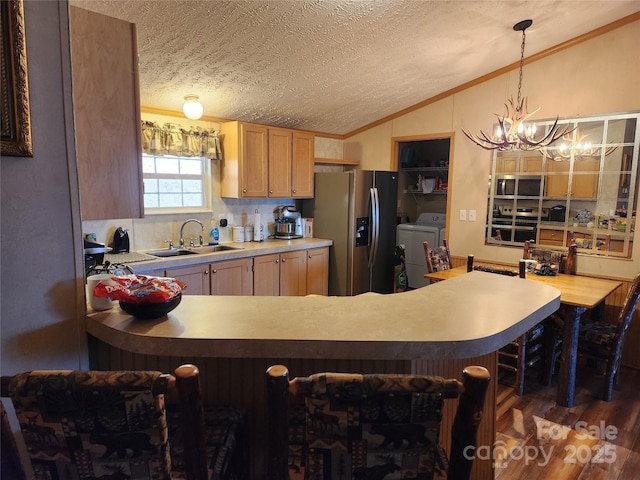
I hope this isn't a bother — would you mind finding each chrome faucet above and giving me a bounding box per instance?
[179,219,204,248]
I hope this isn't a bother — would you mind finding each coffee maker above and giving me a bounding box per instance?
[274,205,303,239]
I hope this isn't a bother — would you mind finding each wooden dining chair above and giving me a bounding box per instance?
[577,272,640,401]
[1,364,247,480]
[423,239,452,273]
[266,364,490,480]
[466,254,547,396]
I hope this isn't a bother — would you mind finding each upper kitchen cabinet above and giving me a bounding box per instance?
[220,121,314,199]
[220,122,269,197]
[291,131,314,198]
[268,127,293,197]
[70,7,143,220]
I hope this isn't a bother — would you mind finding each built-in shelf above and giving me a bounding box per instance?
[404,188,447,195]
[314,157,360,165]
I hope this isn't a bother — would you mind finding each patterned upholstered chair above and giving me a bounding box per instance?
[1,364,247,480]
[423,240,452,273]
[577,272,640,401]
[266,364,490,480]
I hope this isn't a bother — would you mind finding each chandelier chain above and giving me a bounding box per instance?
[517,28,526,112]
[462,18,574,151]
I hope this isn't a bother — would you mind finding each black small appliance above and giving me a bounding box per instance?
[549,205,567,222]
[113,227,130,253]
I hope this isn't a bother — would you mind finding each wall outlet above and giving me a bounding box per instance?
[469,209,477,221]
[459,209,467,221]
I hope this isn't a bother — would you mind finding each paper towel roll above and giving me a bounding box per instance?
[253,212,262,241]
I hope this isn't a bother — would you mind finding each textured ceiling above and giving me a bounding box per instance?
[69,1,639,136]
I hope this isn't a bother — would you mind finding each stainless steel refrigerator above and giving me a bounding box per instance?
[302,171,398,295]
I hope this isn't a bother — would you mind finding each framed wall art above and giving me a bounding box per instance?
[1,0,33,157]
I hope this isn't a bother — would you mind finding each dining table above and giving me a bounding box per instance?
[425,265,622,407]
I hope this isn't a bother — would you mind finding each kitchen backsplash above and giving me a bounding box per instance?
[82,198,298,252]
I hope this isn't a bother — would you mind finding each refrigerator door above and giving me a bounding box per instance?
[351,171,398,294]
[302,170,397,296]
[303,172,355,296]
[370,171,398,293]
[351,170,374,295]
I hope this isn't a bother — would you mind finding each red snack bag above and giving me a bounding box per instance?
[93,275,186,303]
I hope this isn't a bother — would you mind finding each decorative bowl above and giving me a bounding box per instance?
[119,293,182,319]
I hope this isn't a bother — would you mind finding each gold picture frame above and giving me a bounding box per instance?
[1,0,33,157]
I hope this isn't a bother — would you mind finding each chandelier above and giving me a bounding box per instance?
[463,19,573,151]
[546,129,617,162]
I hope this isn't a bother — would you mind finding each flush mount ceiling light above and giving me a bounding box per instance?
[183,94,204,120]
[463,19,573,152]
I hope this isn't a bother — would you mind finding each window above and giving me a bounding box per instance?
[142,153,211,212]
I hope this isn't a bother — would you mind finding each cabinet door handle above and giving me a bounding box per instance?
[212,269,217,273]
[243,189,247,193]
[269,189,273,194]
[292,189,296,194]
[204,270,209,275]
[281,258,286,263]
[275,259,279,263]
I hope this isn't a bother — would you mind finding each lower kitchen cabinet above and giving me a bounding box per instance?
[279,250,308,296]
[306,247,329,295]
[166,258,253,296]
[164,248,327,298]
[253,248,328,296]
[210,258,253,296]
[253,254,281,296]
[538,228,565,247]
[253,251,307,296]
[165,264,211,295]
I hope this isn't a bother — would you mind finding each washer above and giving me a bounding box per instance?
[396,213,446,289]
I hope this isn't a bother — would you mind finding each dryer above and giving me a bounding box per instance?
[396,213,446,288]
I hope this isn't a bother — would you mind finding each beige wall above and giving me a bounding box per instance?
[345,20,640,280]
[1,1,87,374]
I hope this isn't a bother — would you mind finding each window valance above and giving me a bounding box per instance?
[141,121,222,160]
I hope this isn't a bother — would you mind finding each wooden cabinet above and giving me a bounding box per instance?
[253,251,307,296]
[545,158,598,198]
[495,151,543,174]
[70,7,143,220]
[253,249,326,296]
[538,228,565,247]
[210,258,253,296]
[291,132,314,198]
[306,247,329,295]
[165,248,326,298]
[253,254,281,296]
[267,128,292,197]
[166,258,253,296]
[279,250,308,296]
[220,122,269,198]
[166,264,210,295]
[221,121,314,199]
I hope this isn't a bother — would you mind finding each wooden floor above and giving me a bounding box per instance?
[495,365,640,480]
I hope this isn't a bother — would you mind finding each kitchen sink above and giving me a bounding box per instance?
[147,245,244,257]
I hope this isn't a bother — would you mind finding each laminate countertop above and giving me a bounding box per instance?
[86,271,561,361]
[108,238,333,273]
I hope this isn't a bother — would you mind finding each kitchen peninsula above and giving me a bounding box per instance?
[87,272,560,479]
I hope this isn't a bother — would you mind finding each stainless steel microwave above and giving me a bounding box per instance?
[495,177,542,196]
